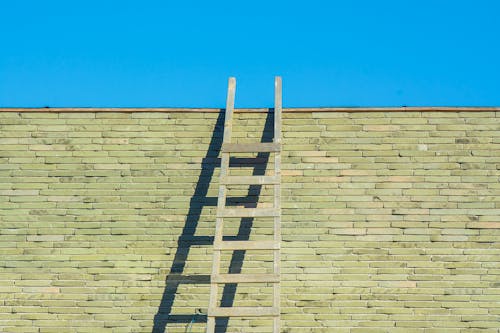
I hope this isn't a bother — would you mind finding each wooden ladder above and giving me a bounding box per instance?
[206,77,282,333]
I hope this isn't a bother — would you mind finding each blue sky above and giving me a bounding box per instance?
[1,0,499,107]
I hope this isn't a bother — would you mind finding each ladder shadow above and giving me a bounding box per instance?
[152,110,274,333]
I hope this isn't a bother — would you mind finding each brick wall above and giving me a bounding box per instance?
[0,110,499,333]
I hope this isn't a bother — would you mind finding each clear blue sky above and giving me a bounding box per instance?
[1,1,499,108]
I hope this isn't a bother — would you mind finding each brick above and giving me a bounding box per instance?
[26,235,65,242]
[0,190,39,196]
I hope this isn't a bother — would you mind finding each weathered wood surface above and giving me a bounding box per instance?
[217,208,279,218]
[211,274,280,283]
[222,142,281,153]
[214,240,280,250]
[221,175,279,185]
[208,307,279,317]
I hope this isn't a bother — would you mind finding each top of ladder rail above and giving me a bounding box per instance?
[274,76,282,145]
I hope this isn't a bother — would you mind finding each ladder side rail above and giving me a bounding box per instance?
[223,77,236,142]
[273,76,282,333]
[207,77,236,333]
[274,76,282,145]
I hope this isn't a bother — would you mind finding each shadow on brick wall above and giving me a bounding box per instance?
[152,110,274,333]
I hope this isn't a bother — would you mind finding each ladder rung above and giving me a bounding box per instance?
[215,240,280,250]
[222,143,281,153]
[208,307,279,317]
[221,175,279,185]
[217,208,279,218]
[212,273,279,284]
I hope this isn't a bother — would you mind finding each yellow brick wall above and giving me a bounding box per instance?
[0,111,499,333]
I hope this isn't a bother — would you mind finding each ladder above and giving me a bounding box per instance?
[207,77,282,333]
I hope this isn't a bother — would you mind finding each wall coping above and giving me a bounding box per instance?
[0,107,499,113]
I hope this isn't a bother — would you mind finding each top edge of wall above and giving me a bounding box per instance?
[0,107,499,113]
